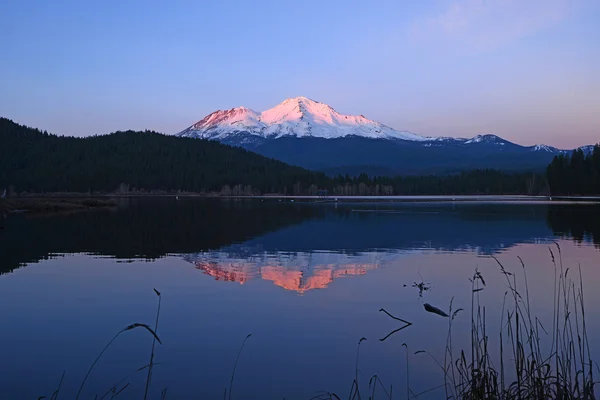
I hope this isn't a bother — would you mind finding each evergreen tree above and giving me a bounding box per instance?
[547,145,600,195]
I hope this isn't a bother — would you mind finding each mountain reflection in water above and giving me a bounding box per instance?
[187,251,385,293]
[1,198,600,399]
[1,198,598,282]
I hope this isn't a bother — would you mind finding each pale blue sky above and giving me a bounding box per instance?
[1,0,598,148]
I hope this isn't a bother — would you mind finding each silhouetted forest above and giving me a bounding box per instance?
[0,118,555,195]
[0,118,328,194]
[328,170,547,196]
[547,146,600,195]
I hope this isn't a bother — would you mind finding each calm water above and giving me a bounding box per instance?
[0,198,599,399]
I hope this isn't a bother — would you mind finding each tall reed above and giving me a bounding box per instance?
[337,243,596,399]
[442,243,596,399]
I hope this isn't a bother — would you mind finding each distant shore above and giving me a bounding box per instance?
[0,197,117,215]
[246,194,600,204]
[2,194,599,216]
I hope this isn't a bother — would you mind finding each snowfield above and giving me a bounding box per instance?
[177,96,587,155]
[178,96,431,141]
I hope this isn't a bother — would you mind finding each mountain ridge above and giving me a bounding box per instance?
[176,97,595,175]
[178,96,576,151]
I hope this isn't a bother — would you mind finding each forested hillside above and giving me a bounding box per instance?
[547,146,600,195]
[0,118,554,196]
[0,118,328,194]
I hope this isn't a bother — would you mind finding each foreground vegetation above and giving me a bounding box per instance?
[34,244,596,399]
[321,244,597,399]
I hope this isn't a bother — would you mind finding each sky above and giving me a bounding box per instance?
[1,0,599,148]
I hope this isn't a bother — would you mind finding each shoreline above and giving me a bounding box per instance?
[249,194,600,204]
[2,194,599,213]
[0,197,117,215]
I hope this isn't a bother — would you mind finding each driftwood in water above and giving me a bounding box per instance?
[424,303,449,317]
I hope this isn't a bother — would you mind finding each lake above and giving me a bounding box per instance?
[0,198,599,399]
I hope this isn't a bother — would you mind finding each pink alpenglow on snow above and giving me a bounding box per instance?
[179,97,429,141]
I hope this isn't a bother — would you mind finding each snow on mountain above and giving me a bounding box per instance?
[177,97,581,155]
[531,144,558,152]
[578,145,596,154]
[531,144,595,154]
[181,106,261,138]
[178,96,430,141]
[464,134,507,145]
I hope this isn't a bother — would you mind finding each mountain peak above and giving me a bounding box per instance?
[179,97,429,142]
[464,134,508,145]
[532,144,558,152]
[283,96,316,103]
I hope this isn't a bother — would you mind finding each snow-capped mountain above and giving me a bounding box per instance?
[177,97,593,175]
[178,97,568,152]
[178,96,428,141]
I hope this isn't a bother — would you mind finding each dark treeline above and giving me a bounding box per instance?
[0,117,329,194]
[1,118,548,195]
[327,170,547,196]
[547,146,600,195]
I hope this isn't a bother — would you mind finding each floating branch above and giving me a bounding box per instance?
[379,308,413,342]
